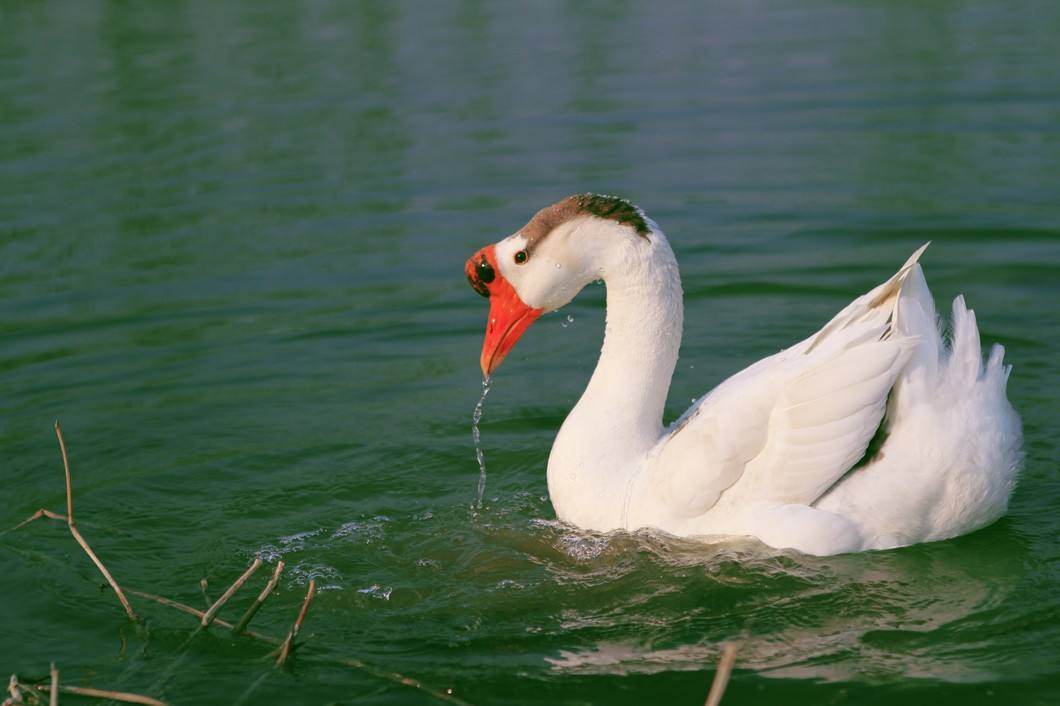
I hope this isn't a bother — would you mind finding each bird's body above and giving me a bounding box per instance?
[466,195,1021,556]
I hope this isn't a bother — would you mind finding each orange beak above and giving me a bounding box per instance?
[465,245,543,377]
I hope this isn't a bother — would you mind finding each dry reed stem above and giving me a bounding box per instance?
[10,509,67,531]
[6,427,137,620]
[9,671,162,706]
[704,642,738,706]
[50,419,137,619]
[54,423,73,523]
[12,426,471,706]
[276,578,316,668]
[34,684,167,706]
[66,523,137,622]
[201,558,263,627]
[127,590,278,644]
[47,665,56,706]
[234,560,284,634]
[128,590,471,705]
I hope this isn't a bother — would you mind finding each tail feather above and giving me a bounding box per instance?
[815,248,1021,550]
[949,295,984,386]
[985,343,1012,387]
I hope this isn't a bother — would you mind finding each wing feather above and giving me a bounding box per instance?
[744,339,912,505]
[641,245,929,520]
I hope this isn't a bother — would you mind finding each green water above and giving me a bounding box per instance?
[2,2,1058,704]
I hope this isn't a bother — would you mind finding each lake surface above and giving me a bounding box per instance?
[2,2,1058,704]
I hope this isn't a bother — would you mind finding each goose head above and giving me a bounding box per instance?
[465,194,654,376]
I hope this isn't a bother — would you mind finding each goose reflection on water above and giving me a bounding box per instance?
[541,525,1024,683]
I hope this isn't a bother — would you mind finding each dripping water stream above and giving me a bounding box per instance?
[472,375,492,508]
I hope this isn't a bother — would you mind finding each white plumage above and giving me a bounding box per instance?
[473,203,1022,556]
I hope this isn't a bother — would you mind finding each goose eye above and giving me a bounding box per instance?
[477,257,495,283]
[514,250,528,264]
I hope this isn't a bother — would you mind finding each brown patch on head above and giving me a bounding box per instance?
[518,194,651,254]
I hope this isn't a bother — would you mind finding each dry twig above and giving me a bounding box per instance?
[234,560,285,634]
[34,684,167,706]
[66,523,137,622]
[128,588,470,704]
[127,590,278,644]
[276,578,316,668]
[10,509,67,531]
[10,423,138,621]
[9,426,472,706]
[201,558,263,627]
[47,665,57,706]
[55,423,138,621]
[55,424,74,523]
[7,672,162,706]
[704,642,738,706]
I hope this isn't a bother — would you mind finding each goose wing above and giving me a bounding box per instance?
[647,245,928,516]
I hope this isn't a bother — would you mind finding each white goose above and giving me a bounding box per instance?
[465,195,1022,556]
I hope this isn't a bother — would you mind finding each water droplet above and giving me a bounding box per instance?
[561,313,575,328]
[690,397,697,404]
[472,376,492,508]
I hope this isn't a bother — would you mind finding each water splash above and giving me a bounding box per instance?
[561,313,575,328]
[358,584,393,600]
[472,375,492,508]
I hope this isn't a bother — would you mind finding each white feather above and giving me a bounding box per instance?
[493,209,1023,556]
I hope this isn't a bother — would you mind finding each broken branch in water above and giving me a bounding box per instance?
[8,423,138,622]
[234,560,285,634]
[55,422,74,523]
[67,522,137,622]
[276,578,316,668]
[57,422,138,622]
[8,425,473,706]
[128,590,278,644]
[10,508,67,531]
[34,683,167,706]
[128,588,471,704]
[704,642,738,706]
[4,671,165,706]
[201,558,263,627]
